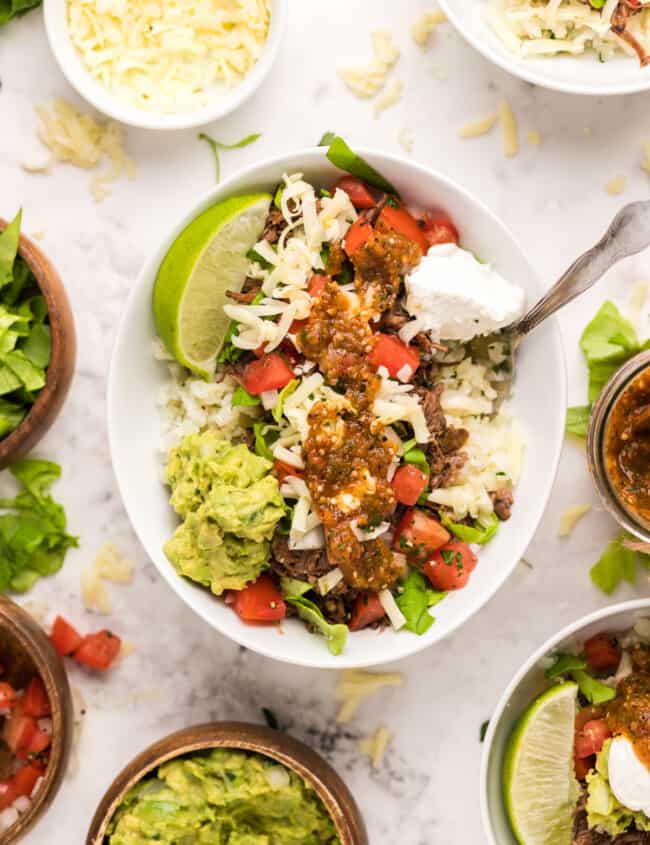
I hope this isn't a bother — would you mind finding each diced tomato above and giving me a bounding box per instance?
[377,204,429,253]
[308,274,329,299]
[22,727,51,757]
[3,713,36,754]
[393,508,450,562]
[241,353,295,396]
[231,574,286,623]
[391,465,429,506]
[0,779,18,811]
[343,218,374,256]
[50,615,83,657]
[274,460,304,484]
[334,176,376,210]
[421,213,459,247]
[574,754,596,781]
[0,682,17,710]
[574,719,611,759]
[423,540,478,591]
[20,678,50,718]
[349,593,386,632]
[369,334,420,381]
[13,764,43,798]
[74,631,122,672]
[584,632,621,673]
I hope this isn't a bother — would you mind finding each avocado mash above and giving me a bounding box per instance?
[165,432,285,595]
[586,739,650,836]
[107,748,342,845]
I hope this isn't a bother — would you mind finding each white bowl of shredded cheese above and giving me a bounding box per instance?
[107,147,566,669]
[439,0,650,96]
[43,0,288,129]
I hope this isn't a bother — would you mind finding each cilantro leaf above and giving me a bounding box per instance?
[198,132,262,182]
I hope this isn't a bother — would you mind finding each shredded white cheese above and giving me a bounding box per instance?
[338,29,400,99]
[374,79,403,117]
[642,142,650,174]
[411,9,448,46]
[359,725,391,769]
[458,113,498,139]
[81,568,112,615]
[558,503,592,537]
[527,130,542,146]
[499,99,519,157]
[605,175,626,196]
[397,127,415,153]
[33,99,135,202]
[94,543,135,584]
[67,0,272,114]
[335,669,404,723]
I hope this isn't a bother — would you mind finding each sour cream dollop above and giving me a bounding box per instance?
[608,735,650,817]
[404,243,525,342]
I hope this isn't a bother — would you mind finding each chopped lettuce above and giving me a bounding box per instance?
[0,459,78,593]
[440,513,499,545]
[572,670,616,705]
[325,136,398,195]
[252,423,277,463]
[590,532,650,595]
[567,301,650,436]
[586,740,650,836]
[395,570,445,635]
[272,379,298,423]
[231,385,260,407]
[402,446,429,475]
[284,595,347,655]
[544,653,587,679]
[279,577,311,597]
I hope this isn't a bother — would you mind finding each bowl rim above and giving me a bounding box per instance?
[0,596,74,843]
[437,0,650,97]
[479,597,650,845]
[85,721,368,845]
[0,220,76,468]
[42,0,289,131]
[107,144,567,669]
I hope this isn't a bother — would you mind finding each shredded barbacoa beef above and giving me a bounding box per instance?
[262,207,287,244]
[379,299,410,333]
[270,535,330,584]
[573,789,650,845]
[491,487,514,521]
[412,382,469,491]
[610,1,650,66]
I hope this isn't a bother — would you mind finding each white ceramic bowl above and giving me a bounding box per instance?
[481,599,650,844]
[108,146,566,669]
[439,0,650,96]
[43,0,287,130]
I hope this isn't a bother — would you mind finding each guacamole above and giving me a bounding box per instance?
[165,432,285,595]
[586,739,650,836]
[107,749,342,845]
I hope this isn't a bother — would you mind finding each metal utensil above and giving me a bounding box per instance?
[507,199,650,343]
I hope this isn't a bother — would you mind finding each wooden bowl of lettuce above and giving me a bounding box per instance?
[0,213,76,467]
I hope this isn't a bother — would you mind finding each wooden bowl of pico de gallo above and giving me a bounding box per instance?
[0,596,73,842]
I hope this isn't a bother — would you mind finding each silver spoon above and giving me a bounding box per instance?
[507,200,650,343]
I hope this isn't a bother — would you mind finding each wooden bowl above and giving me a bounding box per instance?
[0,596,73,842]
[86,722,368,845]
[0,221,76,468]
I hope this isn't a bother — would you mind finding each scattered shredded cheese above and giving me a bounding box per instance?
[458,113,498,139]
[93,543,135,584]
[33,99,135,202]
[628,281,648,329]
[605,175,626,196]
[397,128,415,153]
[642,142,650,175]
[31,231,45,241]
[527,130,541,146]
[499,99,519,157]
[411,9,448,46]
[21,601,49,626]
[359,726,391,769]
[82,568,112,615]
[20,158,51,174]
[374,79,403,117]
[338,29,400,99]
[558,503,592,537]
[335,669,404,723]
[68,0,271,114]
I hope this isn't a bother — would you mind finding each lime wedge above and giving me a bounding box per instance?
[503,681,579,845]
[153,193,271,378]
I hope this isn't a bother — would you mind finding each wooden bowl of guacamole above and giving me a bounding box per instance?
[86,722,368,845]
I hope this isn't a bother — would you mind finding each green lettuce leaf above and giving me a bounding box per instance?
[284,596,348,655]
[395,570,445,635]
[572,670,616,705]
[402,446,429,475]
[544,653,587,679]
[0,211,21,287]
[272,379,298,423]
[325,136,398,195]
[231,385,260,407]
[590,532,640,595]
[440,512,500,545]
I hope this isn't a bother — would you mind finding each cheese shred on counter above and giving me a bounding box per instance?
[67,0,272,114]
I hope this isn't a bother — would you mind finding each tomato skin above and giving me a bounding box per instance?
[391,465,429,506]
[232,574,286,623]
[20,678,50,718]
[421,214,459,247]
[574,718,611,759]
[334,176,377,210]
[3,713,36,754]
[424,540,478,591]
[13,764,43,798]
[393,508,450,562]
[574,754,596,781]
[74,631,122,671]
[377,204,429,253]
[369,334,420,381]
[273,460,304,484]
[23,727,51,756]
[0,682,17,710]
[50,616,83,657]
[343,219,374,256]
[584,632,621,673]
[349,593,386,631]
[242,353,295,396]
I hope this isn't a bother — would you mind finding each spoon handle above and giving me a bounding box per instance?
[511,200,650,337]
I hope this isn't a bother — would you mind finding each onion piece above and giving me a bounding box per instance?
[350,520,390,542]
[378,589,406,630]
[261,389,279,410]
[318,568,344,595]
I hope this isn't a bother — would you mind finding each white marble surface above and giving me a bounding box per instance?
[1,1,650,842]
